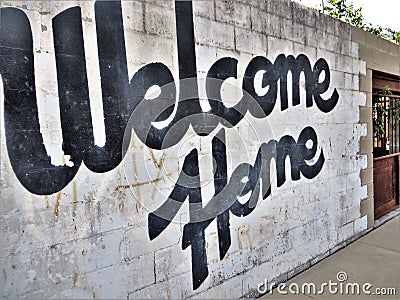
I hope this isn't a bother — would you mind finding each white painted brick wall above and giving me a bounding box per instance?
[0,0,369,298]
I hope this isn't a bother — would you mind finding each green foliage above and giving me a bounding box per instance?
[324,0,363,27]
[373,87,387,139]
[381,87,400,121]
[393,99,400,121]
[373,104,386,139]
[324,0,400,45]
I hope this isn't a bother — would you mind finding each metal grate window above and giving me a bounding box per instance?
[372,90,400,157]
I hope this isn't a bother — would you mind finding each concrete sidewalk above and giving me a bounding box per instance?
[261,213,399,299]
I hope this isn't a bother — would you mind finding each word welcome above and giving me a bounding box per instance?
[0,0,338,195]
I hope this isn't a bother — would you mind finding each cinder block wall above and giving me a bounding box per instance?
[352,27,400,227]
[0,0,379,298]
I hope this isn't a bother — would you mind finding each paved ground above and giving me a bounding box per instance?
[261,214,399,299]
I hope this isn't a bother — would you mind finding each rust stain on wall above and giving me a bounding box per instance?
[54,191,62,218]
[148,148,163,169]
[72,181,77,219]
[44,195,49,208]
[131,152,141,210]
[72,272,78,287]
[151,153,165,200]
[115,177,164,190]
[130,136,142,210]
[237,224,252,251]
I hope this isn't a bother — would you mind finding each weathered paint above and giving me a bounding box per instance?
[0,0,368,298]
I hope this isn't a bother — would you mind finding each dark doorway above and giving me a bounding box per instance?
[372,71,400,220]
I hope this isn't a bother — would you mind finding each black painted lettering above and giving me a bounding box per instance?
[149,126,324,288]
